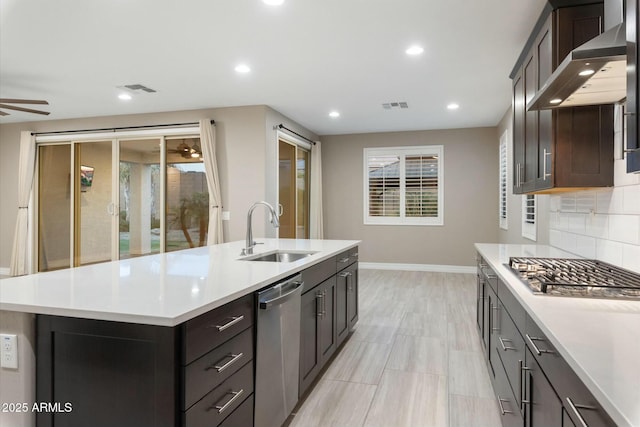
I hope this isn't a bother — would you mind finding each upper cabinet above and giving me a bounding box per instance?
[628,0,640,173]
[512,1,615,194]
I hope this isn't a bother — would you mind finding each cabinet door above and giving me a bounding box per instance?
[523,51,538,193]
[554,3,614,188]
[347,264,359,330]
[513,69,526,194]
[336,270,349,347]
[493,355,524,427]
[319,277,337,365]
[299,288,322,396]
[476,272,484,330]
[628,0,640,173]
[524,349,563,427]
[535,17,553,191]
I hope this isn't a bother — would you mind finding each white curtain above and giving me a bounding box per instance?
[199,119,224,245]
[10,131,37,276]
[310,141,324,239]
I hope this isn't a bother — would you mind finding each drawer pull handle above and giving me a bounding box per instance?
[212,315,244,332]
[316,292,324,317]
[497,396,513,415]
[209,389,244,414]
[208,353,244,373]
[338,257,350,263]
[566,397,597,427]
[338,272,351,278]
[499,337,516,351]
[352,252,359,257]
[526,334,554,356]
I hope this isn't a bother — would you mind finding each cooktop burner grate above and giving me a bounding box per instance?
[507,257,640,299]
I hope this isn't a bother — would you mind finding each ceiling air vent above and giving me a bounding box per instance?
[117,84,157,94]
[382,102,408,110]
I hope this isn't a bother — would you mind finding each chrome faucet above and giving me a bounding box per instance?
[241,201,280,255]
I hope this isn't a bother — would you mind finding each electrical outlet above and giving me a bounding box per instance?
[0,334,18,369]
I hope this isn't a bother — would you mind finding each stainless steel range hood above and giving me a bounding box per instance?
[527,0,626,111]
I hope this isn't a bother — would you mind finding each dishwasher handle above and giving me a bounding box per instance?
[259,281,304,310]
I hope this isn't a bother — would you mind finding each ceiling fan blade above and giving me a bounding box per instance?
[0,103,50,115]
[0,98,49,105]
[0,110,9,116]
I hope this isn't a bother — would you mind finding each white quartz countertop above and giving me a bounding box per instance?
[0,239,359,327]
[475,243,640,427]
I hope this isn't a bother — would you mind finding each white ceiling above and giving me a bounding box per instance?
[0,0,547,135]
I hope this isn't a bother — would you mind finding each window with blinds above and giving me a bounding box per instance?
[522,194,537,241]
[499,131,508,230]
[364,146,443,225]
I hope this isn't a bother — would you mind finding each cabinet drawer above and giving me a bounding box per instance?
[493,355,524,427]
[183,328,253,410]
[497,279,525,332]
[477,258,498,293]
[301,257,335,294]
[184,361,253,427]
[336,247,358,272]
[524,316,615,426]
[495,301,526,409]
[218,393,254,427]
[183,294,254,365]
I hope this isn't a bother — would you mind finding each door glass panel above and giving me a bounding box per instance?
[75,141,113,266]
[296,148,310,238]
[38,144,71,272]
[165,137,208,252]
[119,139,161,259]
[278,140,296,238]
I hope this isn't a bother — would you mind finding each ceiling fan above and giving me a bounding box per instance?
[0,98,50,116]
[168,139,202,159]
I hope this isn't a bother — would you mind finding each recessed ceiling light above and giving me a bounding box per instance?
[405,45,424,56]
[329,111,340,118]
[263,0,284,4]
[235,64,251,73]
[579,69,595,76]
[550,98,563,104]
[447,103,459,110]
[118,93,132,101]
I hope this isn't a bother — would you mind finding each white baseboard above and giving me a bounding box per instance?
[359,262,475,274]
[0,267,10,277]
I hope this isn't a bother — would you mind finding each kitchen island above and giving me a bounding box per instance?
[0,238,359,427]
[475,243,640,427]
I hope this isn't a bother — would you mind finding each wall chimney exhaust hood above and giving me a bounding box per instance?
[527,0,626,112]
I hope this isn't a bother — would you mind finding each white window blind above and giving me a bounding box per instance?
[499,131,508,230]
[364,146,443,226]
[522,194,537,241]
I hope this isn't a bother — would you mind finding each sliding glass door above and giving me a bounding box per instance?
[36,131,208,272]
[278,138,310,239]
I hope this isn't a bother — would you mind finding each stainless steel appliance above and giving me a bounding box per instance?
[508,257,640,299]
[255,273,303,427]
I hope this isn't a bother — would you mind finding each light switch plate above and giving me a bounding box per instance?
[222,211,230,221]
[1,334,18,369]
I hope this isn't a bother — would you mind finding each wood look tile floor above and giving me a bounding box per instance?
[288,269,501,427]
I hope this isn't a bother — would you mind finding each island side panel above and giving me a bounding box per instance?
[36,315,179,427]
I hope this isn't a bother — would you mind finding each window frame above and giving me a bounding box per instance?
[363,145,444,226]
[522,194,537,241]
[499,130,509,230]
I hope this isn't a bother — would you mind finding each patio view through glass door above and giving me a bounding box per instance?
[278,138,309,239]
[36,131,208,272]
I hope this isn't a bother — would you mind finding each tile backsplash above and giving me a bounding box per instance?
[549,181,640,274]
[549,106,640,274]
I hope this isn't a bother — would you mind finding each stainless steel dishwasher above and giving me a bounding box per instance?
[255,273,303,427]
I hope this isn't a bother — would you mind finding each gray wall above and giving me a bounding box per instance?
[496,107,550,245]
[321,127,500,267]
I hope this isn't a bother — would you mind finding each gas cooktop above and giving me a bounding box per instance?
[507,257,640,299]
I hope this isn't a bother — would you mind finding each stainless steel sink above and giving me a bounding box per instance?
[240,251,317,262]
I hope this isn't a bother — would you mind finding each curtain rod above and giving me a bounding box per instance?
[277,124,316,145]
[31,119,215,136]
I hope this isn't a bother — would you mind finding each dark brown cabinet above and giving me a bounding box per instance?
[36,293,255,427]
[628,0,640,173]
[512,1,614,194]
[476,253,616,427]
